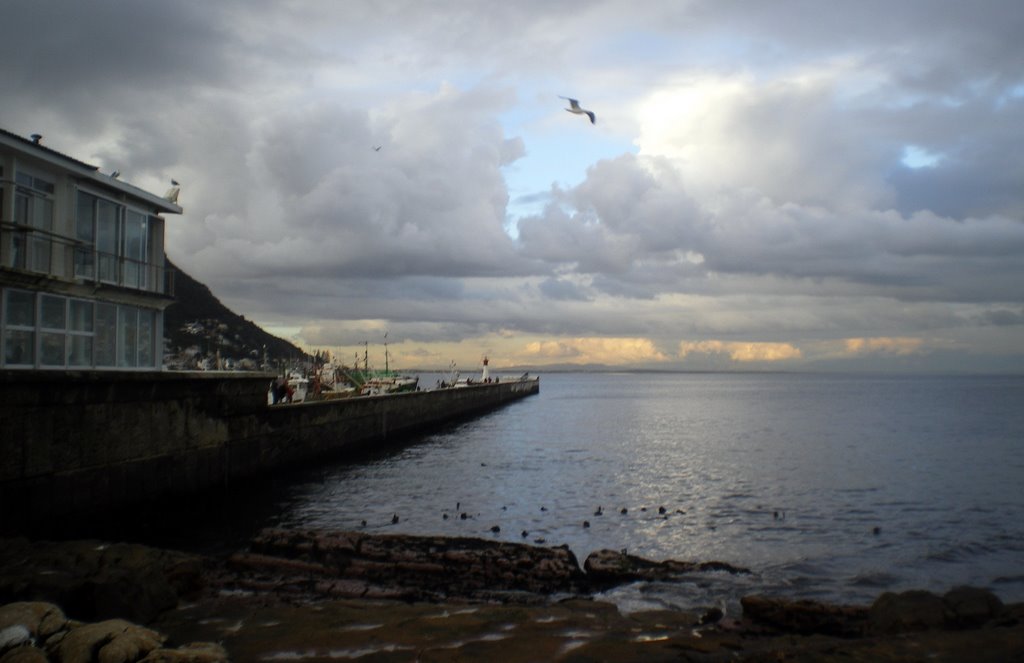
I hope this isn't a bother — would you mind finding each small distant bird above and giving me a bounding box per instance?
[620,507,628,515]
[560,96,596,124]
[658,506,667,515]
[594,506,603,516]
[373,146,382,151]
[391,513,399,524]
[490,525,501,533]
[30,134,42,144]
[110,170,120,179]
[360,520,367,527]
[583,520,591,528]
[521,530,529,538]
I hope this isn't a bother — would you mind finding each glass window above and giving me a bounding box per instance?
[68,299,95,368]
[40,295,66,329]
[40,331,65,366]
[75,192,97,279]
[97,199,120,283]
[4,290,37,366]
[5,290,35,326]
[4,330,34,365]
[123,210,146,288]
[95,303,117,367]
[118,306,139,368]
[69,299,93,332]
[138,309,154,367]
[68,335,93,367]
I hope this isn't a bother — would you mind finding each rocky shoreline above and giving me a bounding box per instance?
[2,530,1022,661]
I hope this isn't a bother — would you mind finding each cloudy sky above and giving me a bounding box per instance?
[4,0,1024,372]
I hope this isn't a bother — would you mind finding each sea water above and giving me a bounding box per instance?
[180,373,1024,613]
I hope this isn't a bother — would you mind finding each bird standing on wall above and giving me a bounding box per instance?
[164,180,181,204]
[560,96,596,124]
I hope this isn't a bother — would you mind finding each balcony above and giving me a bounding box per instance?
[0,222,175,296]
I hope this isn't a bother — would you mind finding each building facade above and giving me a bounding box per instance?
[0,128,182,370]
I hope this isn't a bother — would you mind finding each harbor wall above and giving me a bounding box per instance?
[0,370,538,529]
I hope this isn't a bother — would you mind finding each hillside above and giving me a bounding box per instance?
[163,259,308,369]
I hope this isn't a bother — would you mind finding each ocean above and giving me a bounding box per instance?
[180,372,1024,614]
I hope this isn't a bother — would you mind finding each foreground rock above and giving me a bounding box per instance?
[741,586,1015,638]
[583,548,750,586]
[0,601,227,663]
[221,528,589,602]
[4,531,1024,661]
[0,539,202,624]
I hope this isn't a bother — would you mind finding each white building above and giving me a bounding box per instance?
[0,128,183,370]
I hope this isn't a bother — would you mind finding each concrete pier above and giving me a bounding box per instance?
[0,370,538,529]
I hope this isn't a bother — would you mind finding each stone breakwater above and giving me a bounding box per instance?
[2,531,1023,662]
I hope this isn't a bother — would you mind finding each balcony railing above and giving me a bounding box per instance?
[0,222,174,296]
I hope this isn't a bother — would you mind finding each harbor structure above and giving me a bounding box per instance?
[0,128,182,371]
[0,129,540,531]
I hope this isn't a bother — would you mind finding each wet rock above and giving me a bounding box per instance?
[943,586,1004,628]
[869,589,948,634]
[50,619,164,663]
[740,595,869,637]
[583,549,750,586]
[0,539,203,624]
[230,529,588,601]
[0,603,66,642]
[138,642,229,662]
[0,646,49,663]
[0,626,32,652]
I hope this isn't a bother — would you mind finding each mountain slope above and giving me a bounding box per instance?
[163,259,307,368]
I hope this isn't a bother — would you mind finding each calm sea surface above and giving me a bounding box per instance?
[170,373,1024,613]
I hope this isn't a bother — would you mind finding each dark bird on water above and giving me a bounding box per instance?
[490,525,501,533]
[583,520,590,528]
[560,96,596,124]
[391,513,399,524]
[521,530,529,538]
[594,506,603,516]
[620,507,628,515]
[658,506,667,515]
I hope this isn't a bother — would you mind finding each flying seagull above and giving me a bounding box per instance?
[373,146,382,151]
[560,96,595,124]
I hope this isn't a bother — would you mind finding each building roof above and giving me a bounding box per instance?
[0,127,183,215]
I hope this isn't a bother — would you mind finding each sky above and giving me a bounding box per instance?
[3,0,1024,373]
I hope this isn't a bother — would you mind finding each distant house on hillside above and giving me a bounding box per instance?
[0,128,183,370]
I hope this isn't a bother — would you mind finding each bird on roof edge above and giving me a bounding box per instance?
[560,96,596,124]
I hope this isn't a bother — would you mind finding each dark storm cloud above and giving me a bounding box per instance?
[1,1,237,122]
